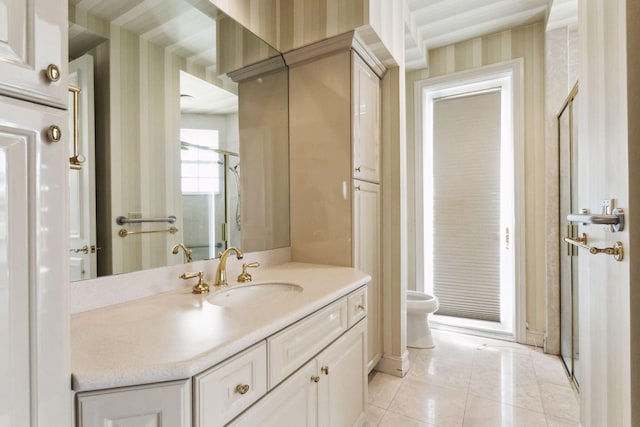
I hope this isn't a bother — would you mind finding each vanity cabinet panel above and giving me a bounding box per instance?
[76,380,191,427]
[231,319,367,427]
[0,94,69,426]
[194,342,267,427]
[353,180,382,371]
[317,319,367,427]
[229,360,318,427]
[352,53,381,184]
[268,298,348,388]
[0,0,67,108]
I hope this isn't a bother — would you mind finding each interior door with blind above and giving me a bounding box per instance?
[68,54,97,281]
[420,65,520,339]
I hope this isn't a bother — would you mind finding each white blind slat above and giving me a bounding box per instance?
[432,90,502,323]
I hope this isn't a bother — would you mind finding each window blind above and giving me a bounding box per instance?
[432,90,502,322]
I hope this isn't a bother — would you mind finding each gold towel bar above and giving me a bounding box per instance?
[119,227,178,237]
[563,234,624,262]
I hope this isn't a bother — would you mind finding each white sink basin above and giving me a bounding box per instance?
[208,282,303,307]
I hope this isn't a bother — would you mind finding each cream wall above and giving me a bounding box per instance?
[406,22,547,342]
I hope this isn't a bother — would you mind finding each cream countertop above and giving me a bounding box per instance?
[71,262,370,392]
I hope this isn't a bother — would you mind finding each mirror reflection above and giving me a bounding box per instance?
[67,0,290,281]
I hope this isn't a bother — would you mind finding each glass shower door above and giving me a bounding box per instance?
[558,84,579,387]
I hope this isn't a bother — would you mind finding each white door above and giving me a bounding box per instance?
[0,93,70,426]
[0,105,31,427]
[0,0,67,108]
[68,55,97,281]
[417,61,524,339]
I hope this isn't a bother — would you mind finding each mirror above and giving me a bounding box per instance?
[68,0,290,281]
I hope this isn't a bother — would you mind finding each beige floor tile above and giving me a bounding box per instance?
[533,353,573,387]
[540,382,580,421]
[388,379,466,427]
[407,354,473,390]
[379,410,435,427]
[468,367,544,413]
[462,395,547,427]
[365,404,386,426]
[369,371,403,409]
[546,415,581,427]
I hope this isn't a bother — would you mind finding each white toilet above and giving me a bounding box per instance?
[406,290,439,348]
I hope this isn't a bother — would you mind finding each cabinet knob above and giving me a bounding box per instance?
[45,64,61,82]
[235,384,250,395]
[357,304,365,311]
[47,125,62,143]
[311,375,320,383]
[321,366,329,375]
[355,166,361,172]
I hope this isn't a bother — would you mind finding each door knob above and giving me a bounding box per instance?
[45,64,61,82]
[47,125,62,143]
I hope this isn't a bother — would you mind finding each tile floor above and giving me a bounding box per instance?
[366,330,580,427]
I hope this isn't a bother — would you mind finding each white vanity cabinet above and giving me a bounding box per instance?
[230,319,367,427]
[74,284,368,427]
[288,33,383,372]
[0,0,68,108]
[76,380,191,427]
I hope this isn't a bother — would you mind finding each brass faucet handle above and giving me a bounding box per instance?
[237,262,260,283]
[179,271,210,294]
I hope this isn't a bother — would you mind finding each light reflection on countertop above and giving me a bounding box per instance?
[71,262,369,392]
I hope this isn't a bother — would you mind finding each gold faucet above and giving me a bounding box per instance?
[172,243,193,263]
[237,262,260,283]
[214,247,244,287]
[180,271,209,294]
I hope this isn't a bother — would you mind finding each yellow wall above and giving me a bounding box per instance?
[406,22,547,339]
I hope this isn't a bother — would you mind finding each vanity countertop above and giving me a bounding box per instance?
[71,262,370,392]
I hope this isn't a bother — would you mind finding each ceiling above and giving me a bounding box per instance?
[405,0,565,71]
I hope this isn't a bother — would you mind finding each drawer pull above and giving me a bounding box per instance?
[235,384,250,395]
[321,366,329,375]
[311,376,320,383]
[357,304,365,311]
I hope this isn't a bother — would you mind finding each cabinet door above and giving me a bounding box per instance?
[0,0,67,107]
[353,180,382,370]
[317,320,367,427]
[76,380,191,427]
[352,52,380,183]
[0,95,69,426]
[230,360,318,427]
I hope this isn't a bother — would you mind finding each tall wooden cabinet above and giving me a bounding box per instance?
[0,0,70,425]
[287,32,384,371]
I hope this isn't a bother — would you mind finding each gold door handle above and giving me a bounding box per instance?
[70,245,89,254]
[321,366,329,375]
[45,64,61,82]
[235,384,250,395]
[311,376,320,383]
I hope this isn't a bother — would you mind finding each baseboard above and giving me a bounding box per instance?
[374,351,410,377]
[525,329,545,348]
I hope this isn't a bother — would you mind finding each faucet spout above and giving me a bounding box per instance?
[172,243,193,263]
[214,247,244,287]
